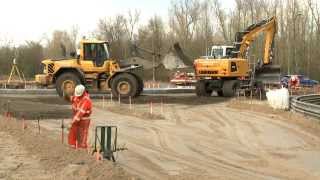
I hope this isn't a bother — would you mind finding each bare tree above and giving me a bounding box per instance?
[125,9,141,41]
[213,0,229,42]
[170,0,201,47]
[307,0,320,34]
[96,15,128,59]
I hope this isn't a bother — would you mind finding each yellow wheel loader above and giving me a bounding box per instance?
[35,40,143,98]
[194,16,280,97]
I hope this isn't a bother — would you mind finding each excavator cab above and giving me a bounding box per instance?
[210,46,234,59]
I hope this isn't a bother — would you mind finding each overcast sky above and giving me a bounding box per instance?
[0,0,235,45]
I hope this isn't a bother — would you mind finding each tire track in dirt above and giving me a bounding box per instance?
[31,97,320,180]
[92,107,264,179]
[238,110,320,148]
[172,105,318,179]
[155,106,287,179]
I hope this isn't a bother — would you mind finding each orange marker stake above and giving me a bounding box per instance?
[22,115,26,131]
[95,149,102,161]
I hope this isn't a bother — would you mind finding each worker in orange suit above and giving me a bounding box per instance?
[67,84,92,149]
[289,75,300,89]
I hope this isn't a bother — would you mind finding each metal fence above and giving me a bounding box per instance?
[291,94,320,119]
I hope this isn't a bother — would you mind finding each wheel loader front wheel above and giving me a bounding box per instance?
[56,72,81,97]
[111,73,138,98]
[195,80,212,97]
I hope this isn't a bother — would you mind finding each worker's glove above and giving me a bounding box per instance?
[66,124,71,130]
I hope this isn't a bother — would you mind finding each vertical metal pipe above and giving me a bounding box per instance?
[106,127,112,154]
[101,127,105,153]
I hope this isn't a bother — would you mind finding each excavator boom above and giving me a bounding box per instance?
[234,16,277,65]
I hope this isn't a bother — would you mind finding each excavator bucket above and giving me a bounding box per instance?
[254,64,281,86]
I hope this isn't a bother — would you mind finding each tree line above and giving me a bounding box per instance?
[0,0,319,80]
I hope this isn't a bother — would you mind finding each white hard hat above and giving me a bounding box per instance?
[74,84,85,97]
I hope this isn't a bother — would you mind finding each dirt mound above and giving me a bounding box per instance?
[0,118,137,180]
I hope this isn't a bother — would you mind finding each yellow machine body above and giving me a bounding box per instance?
[35,40,143,97]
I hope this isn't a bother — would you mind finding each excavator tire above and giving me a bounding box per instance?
[217,90,224,97]
[111,73,138,98]
[222,80,239,97]
[56,72,81,97]
[195,80,212,97]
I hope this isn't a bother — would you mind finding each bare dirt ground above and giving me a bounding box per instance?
[0,111,136,180]
[1,94,320,179]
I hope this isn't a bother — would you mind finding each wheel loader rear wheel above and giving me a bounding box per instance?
[222,80,239,97]
[111,73,138,98]
[136,76,144,96]
[217,90,223,97]
[195,80,212,97]
[56,72,81,97]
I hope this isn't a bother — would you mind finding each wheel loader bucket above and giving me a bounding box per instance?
[173,43,192,66]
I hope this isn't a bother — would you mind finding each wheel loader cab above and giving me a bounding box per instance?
[78,40,112,71]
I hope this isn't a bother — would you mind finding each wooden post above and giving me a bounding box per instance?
[259,89,262,101]
[102,96,105,108]
[61,119,64,144]
[6,100,10,120]
[150,100,153,115]
[37,116,40,134]
[160,97,164,115]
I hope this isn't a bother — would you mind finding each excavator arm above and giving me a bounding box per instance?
[235,16,277,65]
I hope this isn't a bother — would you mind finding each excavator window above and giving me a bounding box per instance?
[226,48,233,58]
[212,48,223,59]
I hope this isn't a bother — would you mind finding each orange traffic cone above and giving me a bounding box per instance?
[95,149,102,161]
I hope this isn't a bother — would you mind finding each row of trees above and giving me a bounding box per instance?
[0,0,319,80]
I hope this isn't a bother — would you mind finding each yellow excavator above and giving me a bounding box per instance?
[35,40,144,98]
[194,16,280,97]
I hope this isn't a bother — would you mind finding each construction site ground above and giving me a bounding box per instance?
[1,94,320,179]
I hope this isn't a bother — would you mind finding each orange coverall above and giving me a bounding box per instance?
[68,91,92,149]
